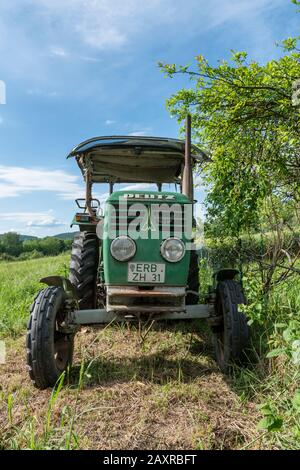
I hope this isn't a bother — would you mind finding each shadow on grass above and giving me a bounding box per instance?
[69,351,217,388]
[155,318,216,358]
[222,326,274,401]
[164,319,270,402]
[70,318,268,399]
[69,321,218,388]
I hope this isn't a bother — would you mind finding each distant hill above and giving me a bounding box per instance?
[52,232,79,240]
[0,234,38,241]
[20,235,38,241]
[0,232,78,241]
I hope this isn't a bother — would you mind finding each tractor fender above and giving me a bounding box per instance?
[40,276,78,300]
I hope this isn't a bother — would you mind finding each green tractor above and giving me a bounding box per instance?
[26,117,250,389]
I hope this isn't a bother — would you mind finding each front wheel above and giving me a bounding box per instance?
[26,286,74,389]
[212,279,250,373]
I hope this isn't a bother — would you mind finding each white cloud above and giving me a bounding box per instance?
[205,0,278,28]
[0,0,286,83]
[80,56,100,62]
[34,0,158,50]
[27,218,62,228]
[76,23,126,50]
[94,183,155,205]
[0,165,83,199]
[0,166,173,204]
[128,129,152,137]
[105,120,116,125]
[32,0,284,53]
[2,211,63,227]
[49,46,68,58]
[26,89,60,97]
[121,183,154,191]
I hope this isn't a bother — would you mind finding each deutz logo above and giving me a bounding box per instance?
[123,193,176,200]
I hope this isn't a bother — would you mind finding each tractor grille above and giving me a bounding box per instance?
[109,202,187,236]
[110,203,147,232]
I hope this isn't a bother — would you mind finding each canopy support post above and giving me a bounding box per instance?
[85,169,93,216]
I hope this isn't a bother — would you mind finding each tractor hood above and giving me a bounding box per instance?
[107,189,191,204]
[67,135,208,184]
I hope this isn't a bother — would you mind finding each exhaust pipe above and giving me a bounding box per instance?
[182,114,193,201]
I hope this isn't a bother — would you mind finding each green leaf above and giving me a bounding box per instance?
[257,415,283,432]
[282,37,298,51]
[274,323,286,329]
[283,328,293,342]
[292,390,300,411]
[258,403,273,415]
[292,341,300,365]
[268,418,283,432]
[257,416,274,430]
[266,348,286,358]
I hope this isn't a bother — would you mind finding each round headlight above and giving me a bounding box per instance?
[110,236,136,262]
[160,237,185,263]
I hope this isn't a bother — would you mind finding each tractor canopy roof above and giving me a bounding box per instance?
[67,135,208,184]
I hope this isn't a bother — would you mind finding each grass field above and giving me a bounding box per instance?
[0,254,299,449]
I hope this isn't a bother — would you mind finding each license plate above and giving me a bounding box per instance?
[127,262,165,283]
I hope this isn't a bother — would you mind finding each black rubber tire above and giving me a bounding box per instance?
[186,250,200,305]
[69,231,99,309]
[26,287,74,390]
[213,279,250,373]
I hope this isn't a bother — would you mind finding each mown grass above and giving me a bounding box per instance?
[0,323,258,450]
[0,253,300,449]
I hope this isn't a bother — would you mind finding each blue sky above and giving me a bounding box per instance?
[0,0,298,236]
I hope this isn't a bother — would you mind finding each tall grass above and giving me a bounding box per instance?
[0,253,69,337]
[234,285,300,449]
[198,247,300,449]
[1,371,83,450]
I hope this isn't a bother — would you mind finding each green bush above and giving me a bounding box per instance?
[0,232,22,257]
[0,253,17,262]
[18,250,44,261]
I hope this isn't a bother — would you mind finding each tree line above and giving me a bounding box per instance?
[0,232,72,261]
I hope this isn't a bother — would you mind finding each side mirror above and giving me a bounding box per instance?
[75,198,101,214]
[75,198,86,209]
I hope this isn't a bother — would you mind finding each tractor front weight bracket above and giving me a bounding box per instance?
[71,303,214,325]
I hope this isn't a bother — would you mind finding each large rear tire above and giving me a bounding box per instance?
[213,279,250,373]
[26,287,74,389]
[69,231,99,309]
